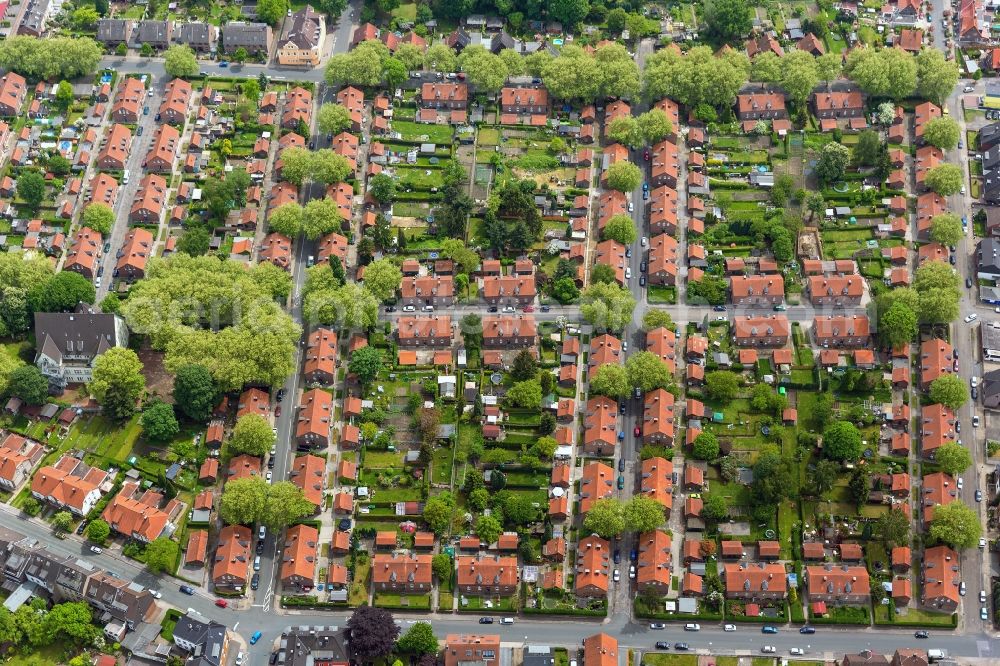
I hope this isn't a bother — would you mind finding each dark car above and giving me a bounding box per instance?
[384,306,396,312]
[619,402,626,414]
[673,643,689,651]
[540,305,550,312]
[799,626,816,634]
[950,255,957,265]
[488,306,498,313]
[613,550,621,564]
[640,261,647,272]
[654,642,669,650]
[267,457,275,469]
[338,518,352,531]
[478,617,494,624]
[256,540,265,554]
[761,625,778,634]
[713,305,726,312]
[633,387,642,399]
[251,573,260,590]
[630,549,638,561]
[972,387,979,399]
[179,585,195,595]
[618,458,625,472]
[914,630,929,639]
[625,246,632,258]
[639,276,646,286]
[276,388,285,402]
[76,521,88,535]
[967,278,974,288]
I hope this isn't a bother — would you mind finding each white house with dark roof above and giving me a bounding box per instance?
[33,304,128,390]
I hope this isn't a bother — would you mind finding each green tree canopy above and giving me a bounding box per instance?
[602,214,638,245]
[924,163,964,196]
[822,421,863,461]
[705,371,740,403]
[141,401,179,443]
[144,537,179,573]
[317,103,353,135]
[349,346,383,385]
[625,351,673,393]
[172,364,217,422]
[363,259,402,302]
[422,492,455,535]
[929,374,968,410]
[6,365,48,405]
[163,45,199,77]
[397,622,439,655]
[623,496,666,532]
[929,501,981,549]
[580,282,636,332]
[229,413,276,457]
[90,348,145,420]
[934,441,973,476]
[82,202,115,235]
[922,117,960,150]
[590,363,630,398]
[583,498,625,537]
[605,160,642,192]
[929,213,964,245]
[692,432,720,460]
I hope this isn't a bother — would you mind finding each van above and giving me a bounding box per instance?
[122,169,130,184]
[499,617,514,625]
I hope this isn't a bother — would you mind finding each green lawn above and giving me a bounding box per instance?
[365,450,405,468]
[349,557,371,606]
[396,166,445,190]
[391,2,417,20]
[6,645,74,666]
[643,655,698,666]
[478,127,501,145]
[392,120,454,144]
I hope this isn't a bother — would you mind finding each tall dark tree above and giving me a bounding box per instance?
[510,349,537,381]
[28,271,95,313]
[704,0,752,44]
[172,364,218,422]
[6,365,48,404]
[347,606,400,660]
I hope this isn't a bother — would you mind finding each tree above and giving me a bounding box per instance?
[176,226,210,256]
[876,508,910,547]
[82,203,115,235]
[929,501,981,549]
[431,554,452,581]
[606,7,628,33]
[505,380,542,409]
[705,371,740,403]
[551,277,580,304]
[540,45,600,100]
[394,43,425,72]
[42,602,99,647]
[362,259,402,303]
[510,349,537,382]
[172,364,217,422]
[822,421,863,461]
[692,432,720,460]
[369,173,396,204]
[878,301,918,348]
[349,346,382,386]
[458,46,508,93]
[922,117,960,150]
[549,0,589,26]
[771,174,795,206]
[85,519,110,544]
[809,459,840,497]
[383,56,407,90]
[914,260,960,294]
[28,271,95,313]
[52,510,72,533]
[302,198,343,240]
[54,80,74,111]
[583,498,625,538]
[625,351,673,393]
[141,401,179,443]
[935,441,973,476]
[929,374,968,410]
[590,263,618,285]
[229,413,275,457]
[425,43,457,72]
[637,109,674,144]
[607,115,643,148]
[919,288,961,325]
[349,607,400,660]
[701,493,728,523]
[90,348,145,420]
[779,50,820,105]
[17,171,45,210]
[219,476,268,525]
[605,160,642,192]
[751,447,796,507]
[846,47,917,100]
[815,142,850,184]
[475,515,503,545]
[602,214,638,245]
[924,164,964,196]
[580,282,636,332]
[642,310,674,331]
[929,213,964,246]
[71,6,100,29]
[263,481,315,529]
[256,0,289,25]
[704,0,752,43]
[422,493,455,535]
[0,36,103,81]
[6,365,47,404]
[916,47,960,105]
[163,45,199,78]
[624,496,666,532]
[397,622,439,655]
[590,363,630,398]
[145,537,179,573]
[317,103,352,135]
[853,130,883,166]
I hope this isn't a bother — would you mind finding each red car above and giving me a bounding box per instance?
[215,599,228,608]
[523,306,534,313]
[643,150,650,161]
[275,405,281,417]
[633,426,641,437]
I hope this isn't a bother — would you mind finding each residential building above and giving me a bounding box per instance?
[96,19,134,47]
[575,534,611,597]
[919,338,954,389]
[280,524,319,588]
[730,275,785,306]
[921,404,957,458]
[482,275,536,306]
[500,86,549,114]
[921,545,959,612]
[289,454,325,511]
[639,457,673,514]
[400,276,456,308]
[102,481,181,542]
[221,22,272,55]
[131,20,171,49]
[807,275,864,306]
[579,462,614,514]
[582,633,618,666]
[143,124,180,172]
[0,433,44,491]
[34,305,127,389]
[482,316,537,348]
[397,316,453,347]
[812,315,871,347]
[642,389,675,446]
[172,611,229,665]
[175,21,215,52]
[0,73,26,117]
[723,562,788,601]
[277,6,325,67]
[583,396,617,456]
[212,525,252,590]
[444,635,501,666]
[295,389,333,449]
[812,88,865,118]
[63,227,102,280]
[116,227,154,281]
[97,124,132,170]
[128,173,168,224]
[372,553,433,593]
[158,78,192,125]
[804,563,872,606]
[732,315,790,347]
[922,471,957,523]
[304,328,337,385]
[636,530,672,594]
[456,554,519,596]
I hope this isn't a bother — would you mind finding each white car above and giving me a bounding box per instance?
[723,624,736,632]
[972,376,980,388]
[629,565,635,579]
[640,236,648,247]
[683,623,700,632]
[960,581,967,596]
[981,537,988,548]
[981,590,988,603]
[150,590,162,599]
[965,85,976,92]
[613,569,620,582]
[236,652,245,665]
[790,648,805,656]
[89,546,102,554]
[625,267,632,280]
[974,416,981,427]
[958,477,964,490]
[983,607,990,620]
[402,305,415,312]
[761,646,776,654]
[965,313,978,323]
[628,202,634,212]
[622,340,628,351]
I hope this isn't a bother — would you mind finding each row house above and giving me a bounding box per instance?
[0,433,44,492]
[31,454,109,516]
[736,91,788,123]
[131,19,171,49]
[650,139,679,189]
[482,315,537,348]
[289,454,325,511]
[97,124,132,171]
[583,396,617,456]
[259,233,292,270]
[220,22,272,55]
[401,275,455,308]
[456,554,519,596]
[158,78,193,125]
[96,19,134,47]
[921,403,957,459]
[921,544,960,612]
[636,530,672,594]
[807,275,864,306]
[445,635,501,666]
[500,86,549,114]
[812,88,865,119]
[295,388,333,449]
[646,326,677,373]
[648,233,678,287]
[212,525,252,590]
[331,132,359,172]
[143,124,180,173]
[397,316,453,347]
[804,564,871,606]
[282,87,313,130]
[128,174,167,224]
[0,73,27,117]
[280,523,319,588]
[588,334,622,372]
[648,186,678,236]
[304,328,337,385]
[63,227,103,281]
[914,101,941,144]
[915,145,944,192]
[576,534,611,598]
[919,338,954,389]
[922,471,957,523]
[730,275,785,306]
[579,461,614,514]
[642,389,675,446]
[723,562,787,601]
[228,454,262,481]
[746,34,783,58]
[175,21,216,53]
[420,82,468,110]
[277,5,325,67]
[336,86,364,132]
[597,189,627,232]
[594,239,627,285]
[372,553,432,593]
[237,387,270,419]
[84,570,154,631]
[812,315,871,347]
[317,231,348,265]
[116,227,154,281]
[482,275,535,306]
[112,77,146,124]
[733,315,790,347]
[89,173,119,208]
[102,481,182,542]
[639,456,673,515]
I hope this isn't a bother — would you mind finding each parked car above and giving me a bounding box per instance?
[762,625,778,634]
[251,574,260,590]
[673,644,689,651]
[799,626,816,634]
[89,546,102,554]
[479,617,494,624]
[914,631,929,639]
[683,624,700,632]
[150,590,162,599]
[215,599,228,608]
[179,585,195,595]
[654,642,669,650]
[790,648,805,656]
[723,624,736,632]
[761,646,776,654]
[617,475,625,489]
[649,623,665,630]
[76,521,88,535]
[618,458,625,472]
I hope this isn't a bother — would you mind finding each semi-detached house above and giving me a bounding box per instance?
[295,388,332,449]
